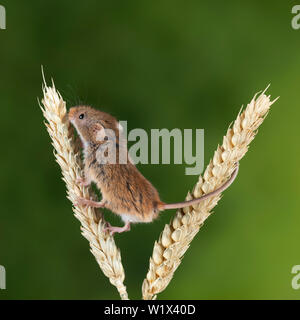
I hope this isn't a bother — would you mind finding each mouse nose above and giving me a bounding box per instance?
[68,107,77,120]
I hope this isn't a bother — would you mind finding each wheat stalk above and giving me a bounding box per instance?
[142,88,278,300]
[40,79,129,300]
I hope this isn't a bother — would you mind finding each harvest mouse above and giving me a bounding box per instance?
[69,106,239,235]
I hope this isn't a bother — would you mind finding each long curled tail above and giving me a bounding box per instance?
[161,162,239,210]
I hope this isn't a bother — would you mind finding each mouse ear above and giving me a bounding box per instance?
[91,122,103,132]
[91,123,105,141]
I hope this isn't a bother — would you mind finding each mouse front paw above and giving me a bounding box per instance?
[74,197,105,208]
[76,177,91,187]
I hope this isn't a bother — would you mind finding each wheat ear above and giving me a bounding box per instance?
[142,88,278,300]
[40,79,129,300]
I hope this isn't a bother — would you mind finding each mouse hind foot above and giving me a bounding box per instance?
[104,222,131,235]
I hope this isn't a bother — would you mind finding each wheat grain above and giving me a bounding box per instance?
[40,79,129,300]
[142,88,278,300]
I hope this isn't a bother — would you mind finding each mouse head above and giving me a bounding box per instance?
[68,105,119,145]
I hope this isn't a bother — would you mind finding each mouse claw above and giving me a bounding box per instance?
[76,177,90,187]
[103,222,112,233]
[74,197,88,207]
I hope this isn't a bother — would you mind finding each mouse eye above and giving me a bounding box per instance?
[79,114,84,119]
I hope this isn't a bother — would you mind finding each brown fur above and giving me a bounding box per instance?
[69,106,164,223]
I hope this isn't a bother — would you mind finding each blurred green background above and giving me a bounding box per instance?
[0,0,299,300]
